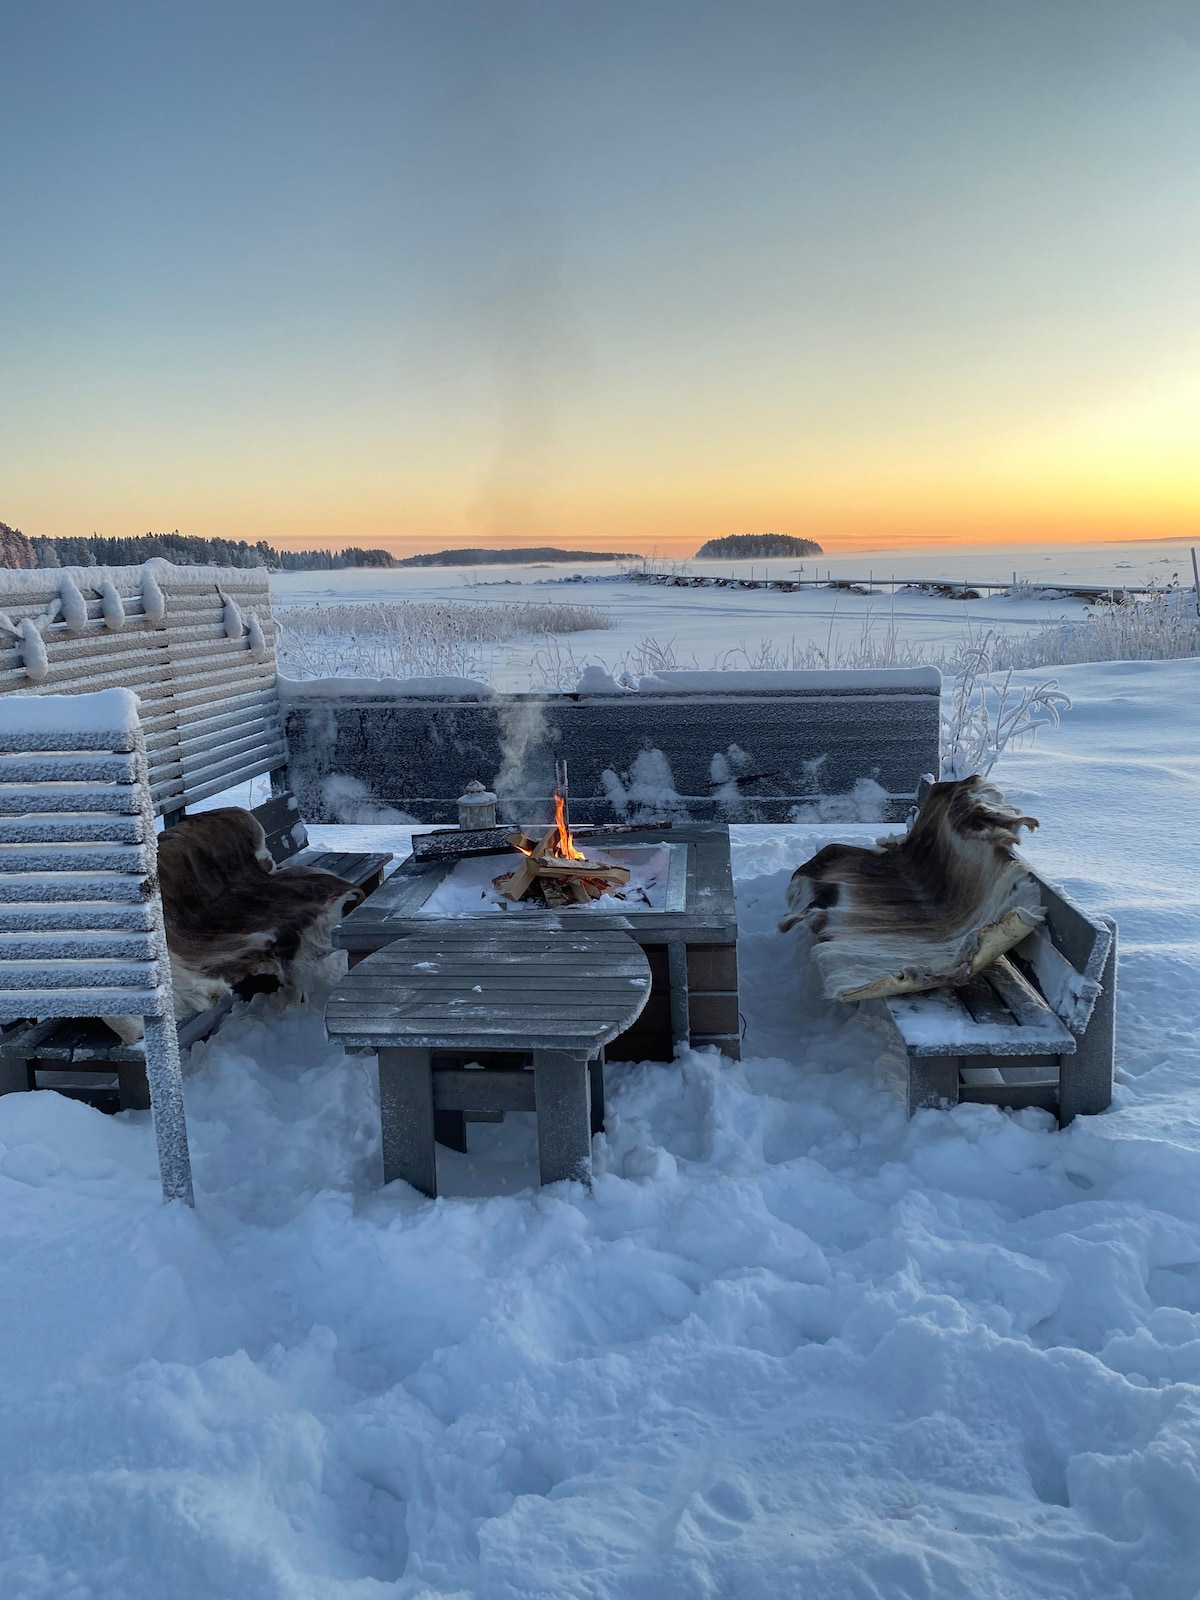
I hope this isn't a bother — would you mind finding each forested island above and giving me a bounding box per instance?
[398,546,633,567]
[695,533,823,559]
[0,524,634,571]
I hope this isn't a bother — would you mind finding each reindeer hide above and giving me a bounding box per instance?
[154,808,363,1021]
[779,776,1043,1001]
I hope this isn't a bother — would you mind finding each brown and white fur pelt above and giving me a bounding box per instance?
[778,775,1043,1001]
[149,807,363,1023]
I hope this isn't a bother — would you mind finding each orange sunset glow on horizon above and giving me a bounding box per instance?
[3,3,1199,562]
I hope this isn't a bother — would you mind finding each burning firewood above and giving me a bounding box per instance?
[492,761,632,905]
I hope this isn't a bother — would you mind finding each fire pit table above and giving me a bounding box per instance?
[325,924,652,1195]
[334,822,740,1063]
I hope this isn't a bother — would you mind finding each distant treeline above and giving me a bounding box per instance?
[398,546,635,567]
[0,524,636,572]
[0,524,398,571]
[695,533,823,559]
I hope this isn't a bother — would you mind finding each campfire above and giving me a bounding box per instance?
[493,761,632,908]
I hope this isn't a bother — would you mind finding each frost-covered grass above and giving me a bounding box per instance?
[530,614,932,688]
[276,599,613,680]
[529,587,1200,691]
[988,580,1200,669]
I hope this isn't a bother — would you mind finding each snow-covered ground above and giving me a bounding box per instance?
[2,654,1198,1599]
[270,537,1196,689]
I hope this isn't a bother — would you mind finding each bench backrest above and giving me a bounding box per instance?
[1014,872,1115,1035]
[281,669,943,825]
[0,563,282,818]
[0,687,173,1021]
[0,687,195,1201]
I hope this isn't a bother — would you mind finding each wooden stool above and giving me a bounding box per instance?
[324,924,652,1194]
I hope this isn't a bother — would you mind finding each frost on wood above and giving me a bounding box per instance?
[15,618,49,681]
[220,593,244,640]
[0,688,194,1205]
[246,612,267,659]
[0,611,51,682]
[58,575,90,635]
[98,579,126,631]
[139,566,167,625]
[278,674,495,701]
[142,1015,195,1206]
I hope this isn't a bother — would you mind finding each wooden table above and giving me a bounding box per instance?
[324,924,652,1195]
[333,823,741,1063]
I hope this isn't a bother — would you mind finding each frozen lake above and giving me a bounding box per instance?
[270,536,1196,690]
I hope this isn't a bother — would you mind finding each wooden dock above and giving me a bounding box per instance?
[626,571,1156,601]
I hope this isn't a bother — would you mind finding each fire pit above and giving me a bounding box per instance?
[421,841,680,917]
[334,769,739,1062]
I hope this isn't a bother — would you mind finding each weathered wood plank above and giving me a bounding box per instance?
[283,683,941,825]
[533,1051,593,1186]
[958,975,1016,1028]
[377,1046,437,1195]
[432,1068,537,1114]
[986,957,1061,1030]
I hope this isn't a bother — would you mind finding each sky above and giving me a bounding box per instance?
[2,0,1200,559]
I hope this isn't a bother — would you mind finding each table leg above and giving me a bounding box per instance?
[533,1050,592,1187]
[668,942,690,1049]
[378,1047,437,1196]
[589,1051,606,1138]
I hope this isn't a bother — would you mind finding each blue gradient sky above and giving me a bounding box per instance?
[3,0,1199,554]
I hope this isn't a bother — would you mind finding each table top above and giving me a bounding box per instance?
[324,924,653,1052]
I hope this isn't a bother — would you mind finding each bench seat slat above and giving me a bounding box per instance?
[0,987,172,1017]
[0,783,143,815]
[956,975,1016,1028]
[0,902,155,932]
[288,848,392,887]
[884,956,1076,1058]
[0,844,150,875]
[0,932,157,961]
[0,874,150,904]
[0,814,146,845]
[0,754,138,784]
[3,994,239,1070]
[0,959,163,990]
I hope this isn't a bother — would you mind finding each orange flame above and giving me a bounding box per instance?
[552,791,586,859]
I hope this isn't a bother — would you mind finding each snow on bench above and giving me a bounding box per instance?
[883,869,1116,1124]
[0,561,391,882]
[0,689,193,1203]
[0,565,390,1126]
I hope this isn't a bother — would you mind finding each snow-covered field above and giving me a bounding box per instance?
[270,536,1197,689]
[2,646,1198,1599]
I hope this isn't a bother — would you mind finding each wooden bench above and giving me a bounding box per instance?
[879,866,1116,1125]
[0,562,391,1107]
[0,690,194,1201]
